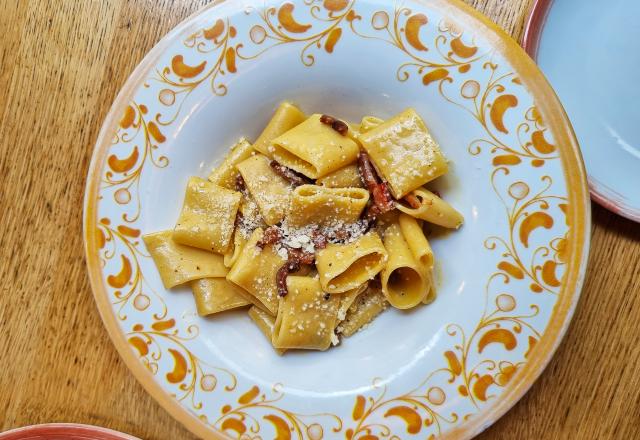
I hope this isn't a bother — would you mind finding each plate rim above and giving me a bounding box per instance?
[522,0,640,223]
[0,423,140,440]
[83,0,592,438]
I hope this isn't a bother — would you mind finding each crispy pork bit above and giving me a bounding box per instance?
[277,240,318,297]
[269,160,310,187]
[276,260,301,297]
[320,114,349,136]
[404,193,422,209]
[319,114,336,126]
[373,182,395,213]
[310,229,328,250]
[256,225,281,249]
[331,119,349,136]
[333,227,350,242]
[287,248,315,265]
[357,152,395,213]
[357,151,379,192]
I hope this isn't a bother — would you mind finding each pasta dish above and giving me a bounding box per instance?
[143,103,463,352]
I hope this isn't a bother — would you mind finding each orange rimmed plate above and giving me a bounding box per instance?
[84,0,590,438]
[0,424,139,440]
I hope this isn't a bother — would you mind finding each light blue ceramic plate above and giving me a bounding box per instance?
[525,0,640,222]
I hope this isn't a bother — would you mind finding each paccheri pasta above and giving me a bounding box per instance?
[144,103,463,352]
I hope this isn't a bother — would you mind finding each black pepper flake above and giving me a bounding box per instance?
[196,266,201,270]
[323,293,331,300]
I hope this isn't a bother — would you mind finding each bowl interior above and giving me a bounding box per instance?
[141,51,490,396]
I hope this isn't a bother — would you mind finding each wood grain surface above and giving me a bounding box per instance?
[0,0,638,439]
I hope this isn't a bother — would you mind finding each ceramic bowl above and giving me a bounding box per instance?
[84,0,590,438]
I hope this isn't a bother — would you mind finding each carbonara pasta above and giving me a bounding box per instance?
[144,103,463,352]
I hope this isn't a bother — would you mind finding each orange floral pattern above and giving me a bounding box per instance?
[127,318,236,410]
[104,102,169,223]
[349,6,485,85]
[97,217,167,320]
[339,5,569,437]
[208,384,342,439]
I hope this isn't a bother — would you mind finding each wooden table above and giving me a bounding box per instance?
[1,0,639,438]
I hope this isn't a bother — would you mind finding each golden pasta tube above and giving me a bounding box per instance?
[396,187,464,229]
[359,115,384,133]
[143,231,228,288]
[288,184,369,227]
[208,138,254,189]
[248,307,286,355]
[271,114,360,179]
[191,278,251,316]
[422,275,436,305]
[398,213,434,269]
[358,108,448,198]
[226,228,287,315]
[346,122,361,141]
[337,286,388,337]
[336,282,369,324]
[173,177,241,253]
[223,230,247,268]
[253,102,307,156]
[272,276,340,350]
[380,222,429,309]
[237,154,293,226]
[316,233,388,294]
[316,164,364,188]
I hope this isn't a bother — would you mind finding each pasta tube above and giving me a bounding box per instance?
[226,228,287,315]
[143,231,228,288]
[208,138,254,189]
[272,276,340,350]
[316,233,388,293]
[271,114,360,179]
[237,154,293,226]
[253,102,306,156]
[358,108,448,198]
[173,177,241,253]
[396,187,464,229]
[191,278,251,316]
[288,184,369,227]
[380,222,429,309]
